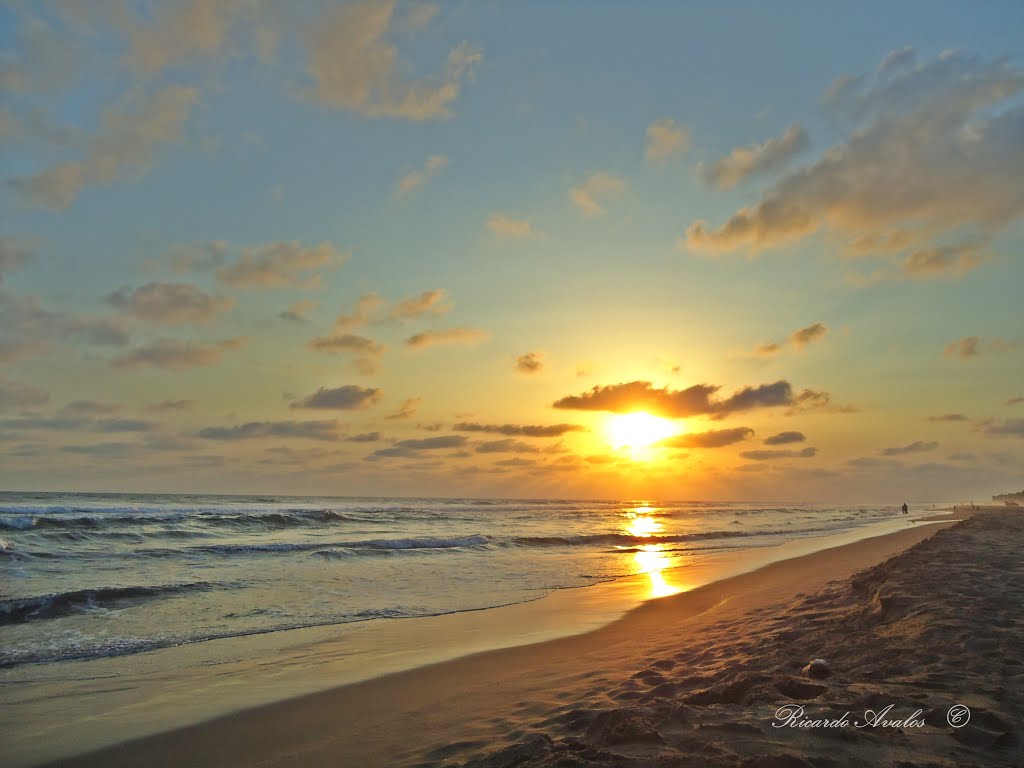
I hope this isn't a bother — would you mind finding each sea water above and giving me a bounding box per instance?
[0,492,912,669]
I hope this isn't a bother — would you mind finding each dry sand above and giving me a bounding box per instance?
[49,510,1024,768]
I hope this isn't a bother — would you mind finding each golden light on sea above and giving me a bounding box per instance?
[633,545,683,598]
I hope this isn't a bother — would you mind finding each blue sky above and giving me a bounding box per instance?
[1,1,1022,501]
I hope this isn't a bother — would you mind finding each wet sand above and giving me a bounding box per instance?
[46,511,1024,767]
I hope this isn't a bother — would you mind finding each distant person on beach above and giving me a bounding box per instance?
[902,502,908,515]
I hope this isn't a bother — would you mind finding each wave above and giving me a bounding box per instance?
[0,582,221,625]
[0,508,373,532]
[507,528,826,548]
[199,534,491,556]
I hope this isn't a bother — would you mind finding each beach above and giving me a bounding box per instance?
[19,508,1015,768]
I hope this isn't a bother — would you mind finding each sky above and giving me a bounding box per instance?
[1,0,1022,502]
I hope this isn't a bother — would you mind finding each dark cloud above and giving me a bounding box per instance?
[474,439,540,454]
[553,379,807,419]
[62,442,136,457]
[740,447,818,461]
[290,385,382,410]
[495,457,536,468]
[198,420,343,441]
[1006,397,1024,407]
[405,327,487,349]
[454,422,585,437]
[787,388,859,415]
[881,441,939,456]
[217,241,345,288]
[927,413,969,422]
[985,419,1024,438]
[847,456,902,469]
[278,300,317,323]
[94,418,156,433]
[0,378,49,410]
[107,282,233,325]
[764,430,806,445]
[663,427,754,448]
[2,415,87,430]
[789,322,828,349]
[515,352,543,374]
[385,397,421,420]
[0,237,36,282]
[59,400,120,416]
[112,338,243,369]
[366,434,468,460]
[347,432,381,443]
[307,333,383,375]
[944,336,981,360]
[148,399,192,412]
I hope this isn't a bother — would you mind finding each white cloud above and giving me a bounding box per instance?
[10,85,198,209]
[303,0,481,120]
[487,214,537,239]
[217,241,346,288]
[685,50,1024,281]
[395,154,448,197]
[645,118,689,162]
[702,124,808,188]
[570,172,625,217]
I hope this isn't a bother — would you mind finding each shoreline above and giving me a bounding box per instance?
[33,514,967,768]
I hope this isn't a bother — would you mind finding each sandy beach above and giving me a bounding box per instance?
[39,509,1022,768]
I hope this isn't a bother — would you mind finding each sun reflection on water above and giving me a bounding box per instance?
[621,506,684,598]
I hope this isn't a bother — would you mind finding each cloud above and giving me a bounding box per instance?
[751,342,782,358]
[764,431,806,445]
[881,440,939,456]
[454,422,585,437]
[395,154,448,196]
[515,352,543,374]
[789,322,828,349]
[302,1,481,120]
[217,241,346,288]
[148,399,192,412]
[405,327,488,349]
[107,282,234,325]
[646,118,690,162]
[475,439,540,454]
[746,322,828,358]
[60,400,120,416]
[94,418,157,433]
[367,434,468,459]
[0,289,131,361]
[123,0,239,75]
[787,388,859,415]
[664,427,754,448]
[112,337,243,369]
[985,419,1024,438]
[903,238,988,277]
[684,51,1024,277]
[927,413,969,422]
[487,214,537,239]
[62,442,136,457]
[199,420,343,441]
[1007,397,1024,407]
[0,378,49,410]
[553,379,800,418]
[169,242,230,273]
[391,289,452,320]
[943,336,1013,360]
[308,332,384,374]
[0,237,37,282]
[740,447,818,461]
[335,293,387,330]
[347,432,381,443]
[278,300,318,323]
[570,172,625,217]
[703,124,808,188]
[10,85,198,209]
[290,385,382,410]
[386,397,421,420]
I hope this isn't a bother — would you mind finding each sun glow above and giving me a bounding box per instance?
[606,412,680,460]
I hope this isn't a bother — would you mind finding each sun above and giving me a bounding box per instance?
[606,412,680,452]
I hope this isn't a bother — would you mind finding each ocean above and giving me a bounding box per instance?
[0,492,912,670]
